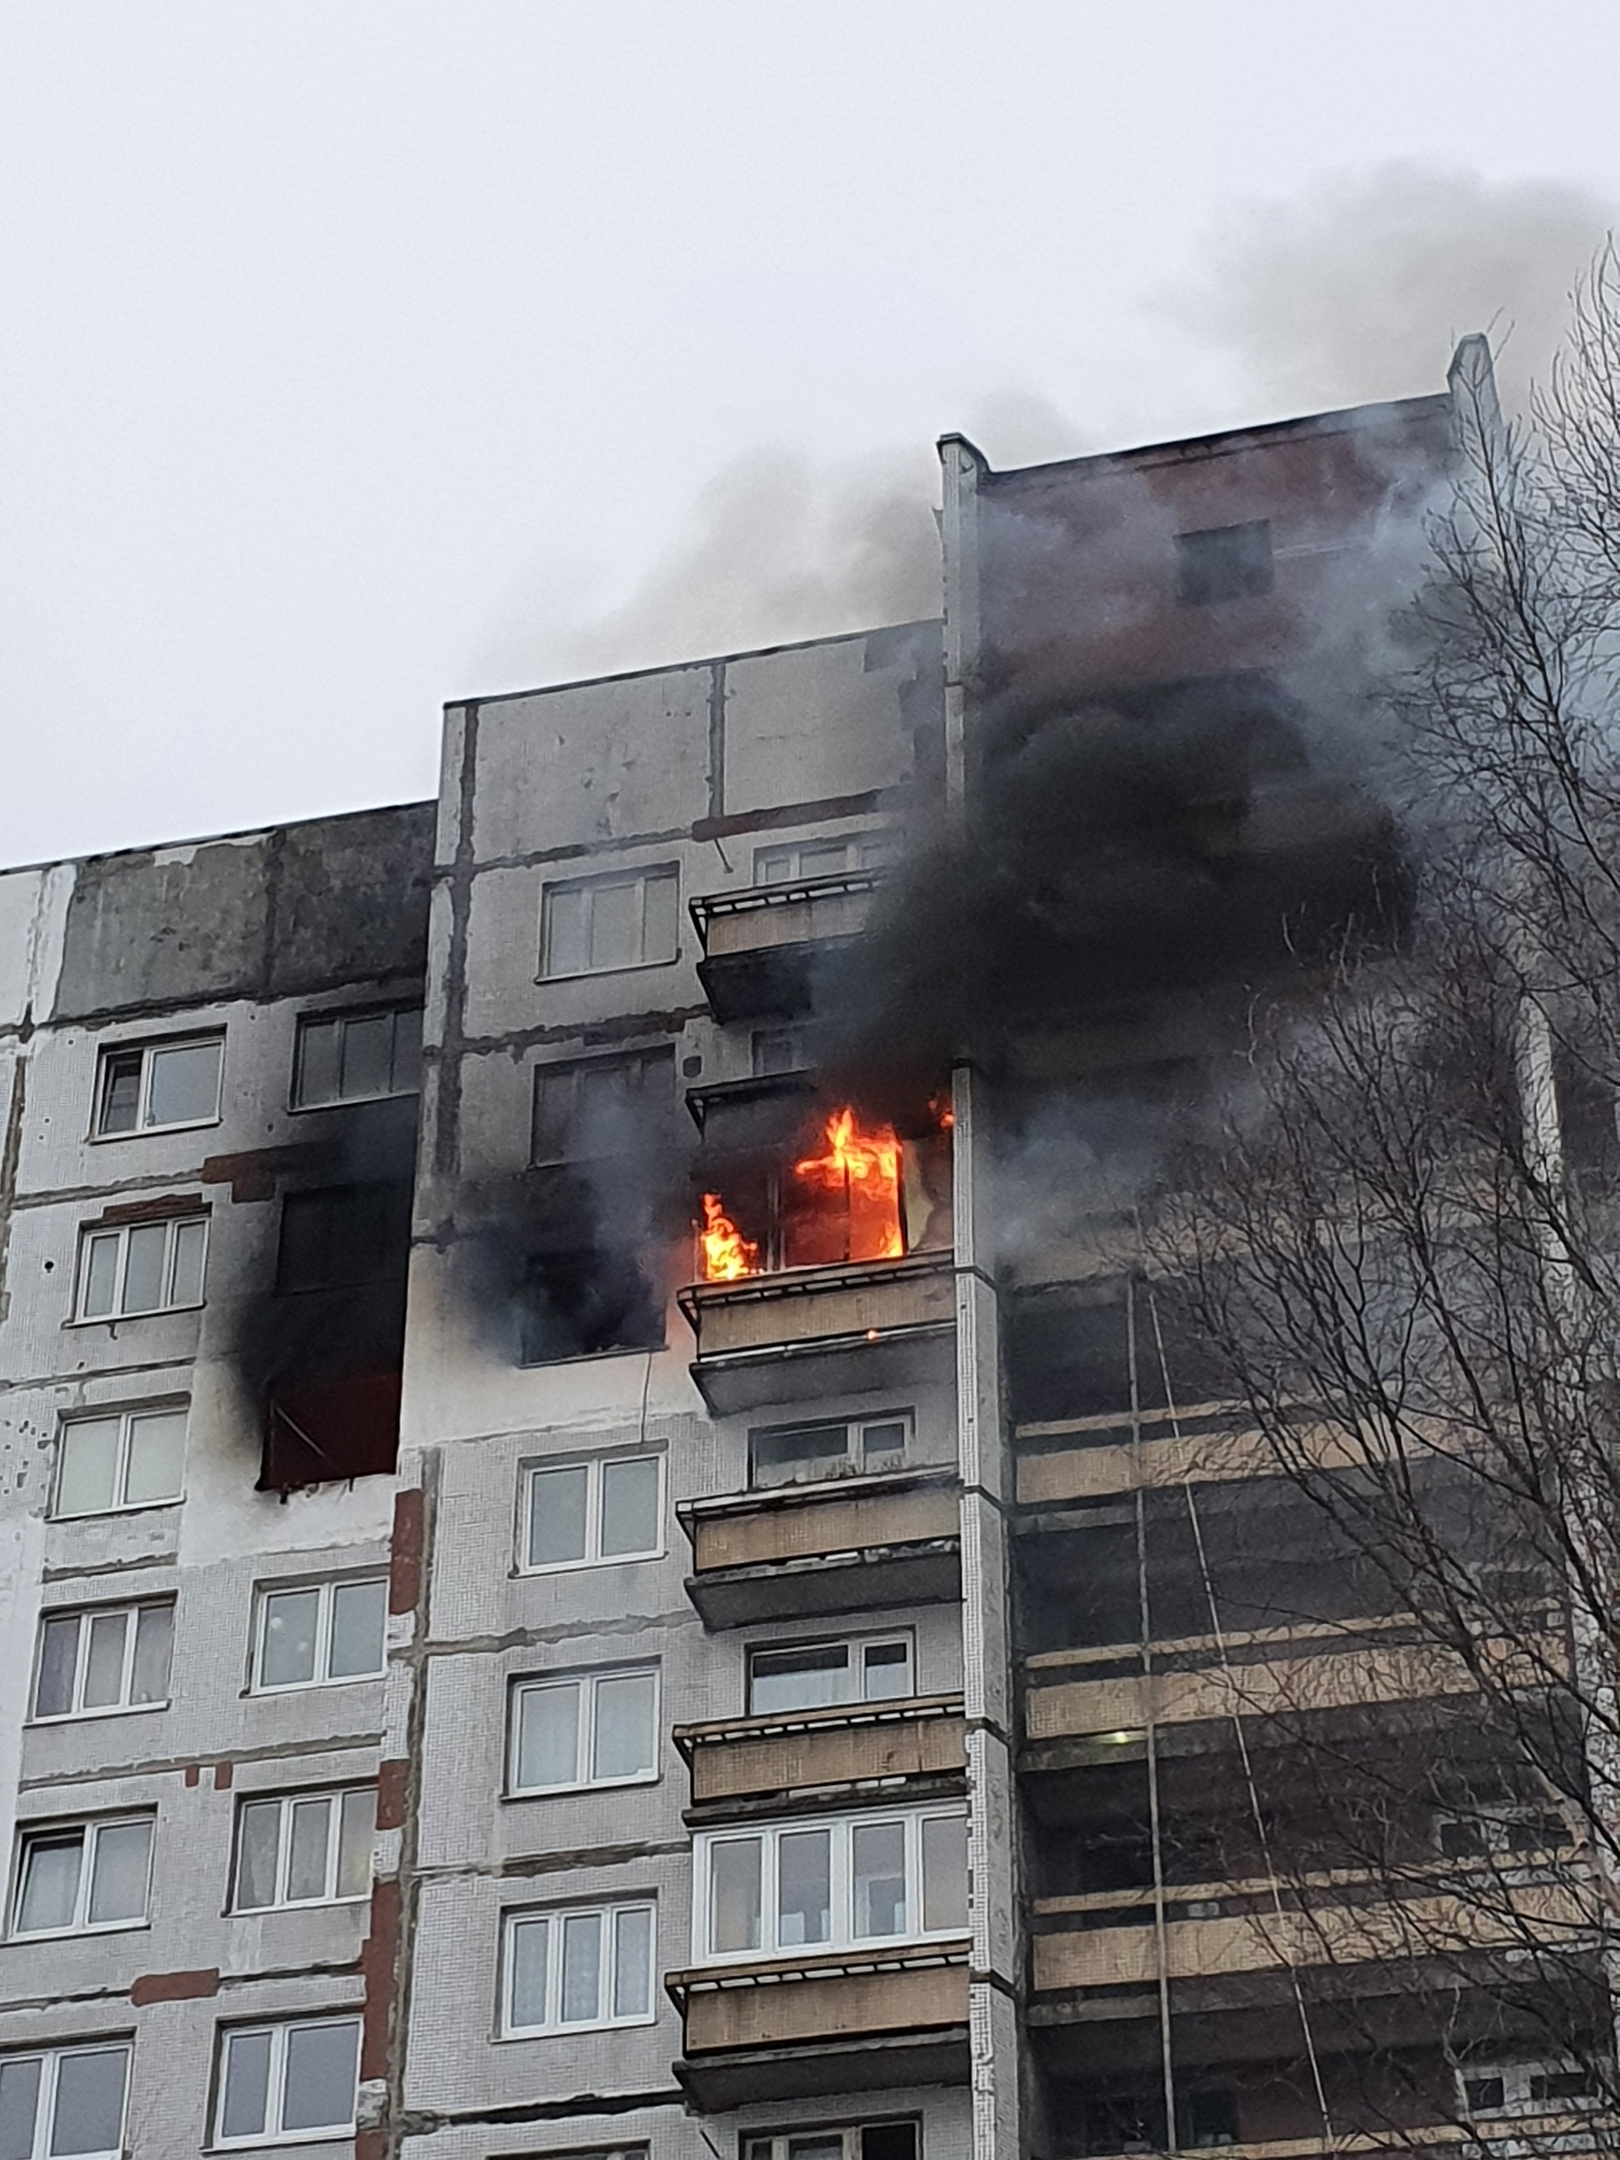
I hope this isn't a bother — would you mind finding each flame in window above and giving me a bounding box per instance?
[699,1192,759,1281]
[793,1107,903,1261]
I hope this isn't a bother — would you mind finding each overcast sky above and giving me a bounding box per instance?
[5,1,1620,869]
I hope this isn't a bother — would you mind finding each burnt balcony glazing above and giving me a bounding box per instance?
[690,869,884,1022]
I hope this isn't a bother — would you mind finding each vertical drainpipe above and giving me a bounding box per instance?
[939,433,1024,2159]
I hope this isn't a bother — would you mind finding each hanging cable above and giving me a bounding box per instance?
[1131,1277,1180,2154]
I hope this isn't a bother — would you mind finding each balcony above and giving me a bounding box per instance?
[678,1468,961,1628]
[675,1693,967,1813]
[691,871,883,1022]
[678,1250,956,1413]
[668,1943,970,2109]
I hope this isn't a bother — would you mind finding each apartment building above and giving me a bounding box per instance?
[4,339,1598,2160]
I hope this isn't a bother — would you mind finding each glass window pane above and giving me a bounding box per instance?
[508,1915,549,2027]
[515,1684,580,1790]
[530,1065,577,1164]
[543,885,589,976]
[339,1014,393,1100]
[642,868,678,962]
[922,1815,968,1932]
[853,1820,908,1938]
[710,1838,762,1954]
[295,1017,342,1107]
[280,2019,358,2134]
[588,879,641,971]
[56,1421,119,1518]
[777,1829,832,1946]
[260,1589,320,1687]
[337,1789,375,1898]
[35,1616,81,1719]
[861,1419,907,1466]
[527,1465,588,1566]
[97,1051,142,1137]
[82,1613,128,1709]
[751,1423,850,1489]
[46,2046,126,2157]
[560,1911,602,2022]
[612,1906,652,2018]
[286,1798,332,1901]
[591,1672,655,1781]
[328,1579,386,1678]
[0,2058,42,2160]
[123,1410,186,1505]
[86,1820,151,1925]
[167,1218,206,1307]
[390,1008,422,1093]
[17,1834,83,1933]
[120,1223,167,1313]
[786,2141,844,2160]
[749,1645,849,1715]
[235,1801,283,1910]
[599,1457,659,1557]
[862,1640,913,1701]
[220,2030,271,2142]
[130,1606,173,1705]
[144,1039,221,1127]
[799,841,851,879]
[80,1234,119,1320]
[754,845,795,883]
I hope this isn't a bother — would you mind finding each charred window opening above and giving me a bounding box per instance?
[1176,519,1273,605]
[276,1184,408,1294]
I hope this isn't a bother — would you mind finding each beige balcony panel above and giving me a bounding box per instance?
[702,884,878,957]
[680,1957,968,2054]
[689,1258,956,1358]
[690,1476,959,1572]
[683,1698,966,1803]
[1016,1419,1364,1505]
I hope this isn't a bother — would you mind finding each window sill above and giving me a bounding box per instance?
[534,955,681,986]
[28,1701,171,1727]
[286,1090,419,1115]
[88,1118,222,1144]
[504,1771,661,1802]
[512,1548,665,1578]
[49,1498,184,1524]
[209,2127,357,2152]
[65,1303,205,1329]
[495,2012,658,2042]
[231,1894,371,1916]
[246,1674,386,1698]
[9,1917,150,1944]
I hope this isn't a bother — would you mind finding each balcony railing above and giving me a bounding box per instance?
[678,1249,956,1413]
[674,1692,967,1811]
[678,1467,961,1628]
[690,870,883,1022]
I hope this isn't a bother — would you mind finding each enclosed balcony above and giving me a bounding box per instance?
[675,1692,967,1813]
[691,870,884,1022]
[678,1467,961,1628]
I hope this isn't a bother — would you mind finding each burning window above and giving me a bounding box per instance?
[697,1103,951,1283]
[1175,519,1273,605]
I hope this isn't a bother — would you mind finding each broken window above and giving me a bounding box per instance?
[1175,519,1274,605]
[0,2043,130,2160]
[53,1404,187,1517]
[215,2017,359,2146]
[541,865,679,977]
[32,1601,173,1721]
[232,1787,375,1910]
[252,1577,387,1692]
[749,1413,909,1489]
[11,1816,153,1937]
[503,1902,655,2035]
[292,1005,421,1108]
[75,1212,207,1320]
[747,1634,913,1715]
[93,1033,223,1137]
[509,1667,659,1793]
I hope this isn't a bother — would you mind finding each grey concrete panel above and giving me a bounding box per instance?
[722,625,940,815]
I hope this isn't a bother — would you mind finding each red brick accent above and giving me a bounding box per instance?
[183,1764,199,1788]
[359,1876,401,2082]
[131,1968,219,2006]
[388,1487,425,1614]
[213,1761,233,1790]
[355,2133,386,2160]
[199,1144,321,1203]
[375,1759,409,1833]
[91,1193,209,1228]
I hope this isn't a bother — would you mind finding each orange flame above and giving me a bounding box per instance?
[794,1107,903,1261]
[699,1191,760,1281]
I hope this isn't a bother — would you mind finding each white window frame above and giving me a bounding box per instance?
[1459,2059,1597,2119]
[539,864,680,981]
[213,2015,361,2147]
[517,1452,665,1574]
[10,1815,154,1939]
[51,1403,188,1517]
[290,1004,423,1110]
[0,2041,130,2160]
[748,1412,911,1491]
[508,1667,661,1797]
[745,1633,915,1716]
[72,1213,208,1322]
[693,1805,969,1965]
[30,1600,175,1723]
[92,1032,224,1138]
[500,1900,657,2037]
[230,1786,376,1912]
[251,1577,388,1694]
[752,832,892,885]
[744,2128,918,2160]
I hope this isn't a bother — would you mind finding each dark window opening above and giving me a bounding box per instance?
[862,2128,919,2160]
[276,1184,410,1295]
[1176,520,1274,605]
[531,1048,675,1168]
[519,1245,664,1364]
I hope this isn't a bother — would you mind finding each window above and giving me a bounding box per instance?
[94,1034,223,1136]
[253,1578,387,1692]
[32,1601,174,1721]
[510,1669,658,1795]
[531,1049,674,1167]
[215,2016,360,2146]
[1436,1803,1569,1859]
[747,1636,914,1716]
[232,1788,375,1910]
[1460,2061,1597,2118]
[292,1005,422,1108]
[275,1182,411,1294]
[752,1027,808,1077]
[74,1213,207,1320]
[11,1817,153,1937]
[1174,519,1273,605]
[695,1806,967,1961]
[749,1413,909,1490]
[0,2042,129,2160]
[502,1902,655,2035]
[541,866,679,977]
[520,1454,662,1571]
[753,833,892,885]
[53,1405,186,1517]
[745,2125,918,2160]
